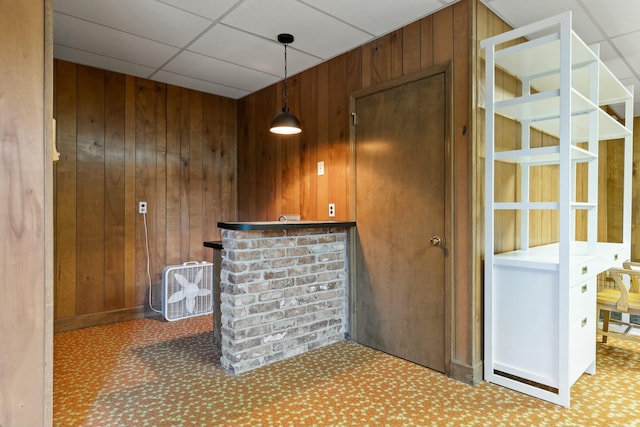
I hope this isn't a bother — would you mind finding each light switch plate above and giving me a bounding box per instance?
[318,161,325,176]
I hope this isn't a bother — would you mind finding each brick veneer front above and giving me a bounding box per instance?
[219,227,348,374]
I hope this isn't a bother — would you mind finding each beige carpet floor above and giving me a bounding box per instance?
[54,315,640,426]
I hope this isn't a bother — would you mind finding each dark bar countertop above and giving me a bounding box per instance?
[218,220,356,231]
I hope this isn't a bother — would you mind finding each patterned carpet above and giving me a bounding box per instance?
[54,316,640,427]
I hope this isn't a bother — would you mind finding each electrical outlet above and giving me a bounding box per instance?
[139,201,147,214]
[328,203,335,217]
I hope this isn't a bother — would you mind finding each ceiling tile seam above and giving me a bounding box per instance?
[576,0,640,92]
[153,0,245,22]
[154,69,252,96]
[147,29,288,84]
[53,42,158,76]
[296,0,376,37]
[214,22,325,63]
[159,48,285,82]
[149,0,251,84]
[53,10,209,50]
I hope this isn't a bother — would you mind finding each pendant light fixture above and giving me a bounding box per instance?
[270,33,302,135]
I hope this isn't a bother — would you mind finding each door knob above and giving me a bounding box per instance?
[430,235,442,246]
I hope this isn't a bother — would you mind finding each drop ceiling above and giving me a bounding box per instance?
[481,0,640,116]
[53,0,458,100]
[54,0,640,115]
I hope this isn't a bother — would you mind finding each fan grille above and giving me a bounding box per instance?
[161,262,214,321]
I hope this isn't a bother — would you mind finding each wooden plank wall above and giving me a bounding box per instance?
[632,117,640,260]
[237,1,477,380]
[0,1,51,425]
[54,60,237,330]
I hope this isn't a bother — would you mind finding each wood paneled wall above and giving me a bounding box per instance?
[54,61,236,330]
[237,1,477,382]
[1,0,52,425]
[633,117,640,259]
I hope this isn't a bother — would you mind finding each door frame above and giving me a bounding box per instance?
[348,62,454,375]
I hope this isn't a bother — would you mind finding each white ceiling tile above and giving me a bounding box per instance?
[54,0,213,47]
[158,0,241,21]
[164,51,280,93]
[152,70,250,99]
[598,42,634,80]
[54,44,156,78]
[611,32,640,76]
[221,0,371,59]
[481,0,603,42]
[581,0,640,38]
[189,25,320,77]
[54,12,179,68]
[302,0,444,35]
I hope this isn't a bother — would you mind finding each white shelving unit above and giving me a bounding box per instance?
[481,12,633,407]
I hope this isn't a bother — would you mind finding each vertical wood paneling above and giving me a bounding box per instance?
[236,95,256,221]
[390,30,403,78]
[371,35,392,85]
[188,91,204,260]
[203,93,219,245]
[220,97,237,225]
[135,79,157,307]
[155,83,167,285]
[76,65,105,315]
[123,76,136,308]
[328,55,349,220]
[403,21,422,75]
[281,75,301,216]
[451,0,474,366]
[103,71,125,310]
[433,7,454,65]
[55,60,77,318]
[606,139,625,242]
[316,62,330,220]
[179,87,191,261]
[361,42,372,90]
[166,85,182,266]
[420,15,434,69]
[633,116,640,260]
[300,67,318,220]
[0,1,49,423]
[54,60,237,328]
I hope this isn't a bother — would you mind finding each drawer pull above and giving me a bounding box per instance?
[581,317,588,328]
[581,266,588,275]
[581,284,587,293]
[614,254,619,261]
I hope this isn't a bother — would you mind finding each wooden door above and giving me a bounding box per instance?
[353,71,448,372]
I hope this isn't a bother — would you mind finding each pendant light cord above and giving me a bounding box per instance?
[282,43,289,109]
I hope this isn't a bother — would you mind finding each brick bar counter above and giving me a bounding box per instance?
[217,221,356,374]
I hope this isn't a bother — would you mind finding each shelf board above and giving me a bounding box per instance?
[495,89,630,142]
[494,145,596,165]
[532,108,630,142]
[495,31,597,79]
[531,64,631,107]
[495,89,594,122]
[492,242,627,268]
[493,202,559,210]
[570,202,596,210]
[493,201,596,210]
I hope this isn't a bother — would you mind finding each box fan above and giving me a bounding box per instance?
[161,261,214,321]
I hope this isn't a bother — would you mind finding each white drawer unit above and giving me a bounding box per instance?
[482,12,633,407]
